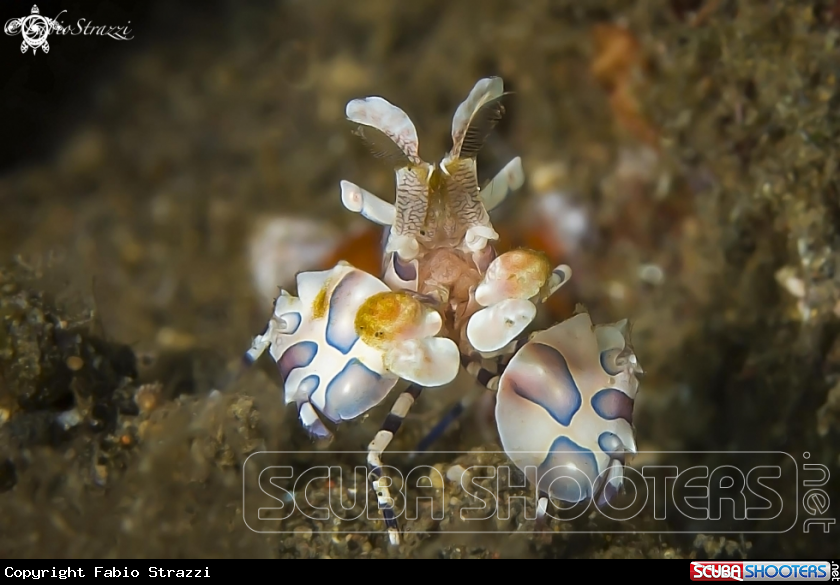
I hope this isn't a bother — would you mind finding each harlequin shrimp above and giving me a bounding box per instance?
[245,77,642,545]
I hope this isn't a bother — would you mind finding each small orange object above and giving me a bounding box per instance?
[65,356,85,372]
[493,224,517,256]
[591,24,659,148]
[321,225,383,276]
[521,225,567,268]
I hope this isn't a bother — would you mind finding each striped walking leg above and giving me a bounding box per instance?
[461,356,503,392]
[367,384,423,546]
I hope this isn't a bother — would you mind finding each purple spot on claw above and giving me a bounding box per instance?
[504,342,582,427]
[278,341,317,379]
[297,375,320,399]
[591,388,634,424]
[537,436,599,503]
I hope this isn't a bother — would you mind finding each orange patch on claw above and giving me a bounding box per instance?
[355,291,422,347]
[506,249,551,278]
[497,225,574,323]
[311,285,328,319]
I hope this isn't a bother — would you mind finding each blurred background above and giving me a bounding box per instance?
[1,0,839,559]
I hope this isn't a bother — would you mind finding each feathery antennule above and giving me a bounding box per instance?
[447,77,510,162]
[346,96,422,165]
[350,124,413,169]
[458,95,508,160]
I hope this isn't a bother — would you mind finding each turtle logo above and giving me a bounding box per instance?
[5,6,59,54]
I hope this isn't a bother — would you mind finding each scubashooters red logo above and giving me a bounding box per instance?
[692,562,744,581]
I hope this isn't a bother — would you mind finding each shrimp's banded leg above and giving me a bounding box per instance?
[367,384,423,546]
[462,358,502,391]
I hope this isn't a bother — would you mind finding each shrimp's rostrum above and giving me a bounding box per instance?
[246,77,642,545]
